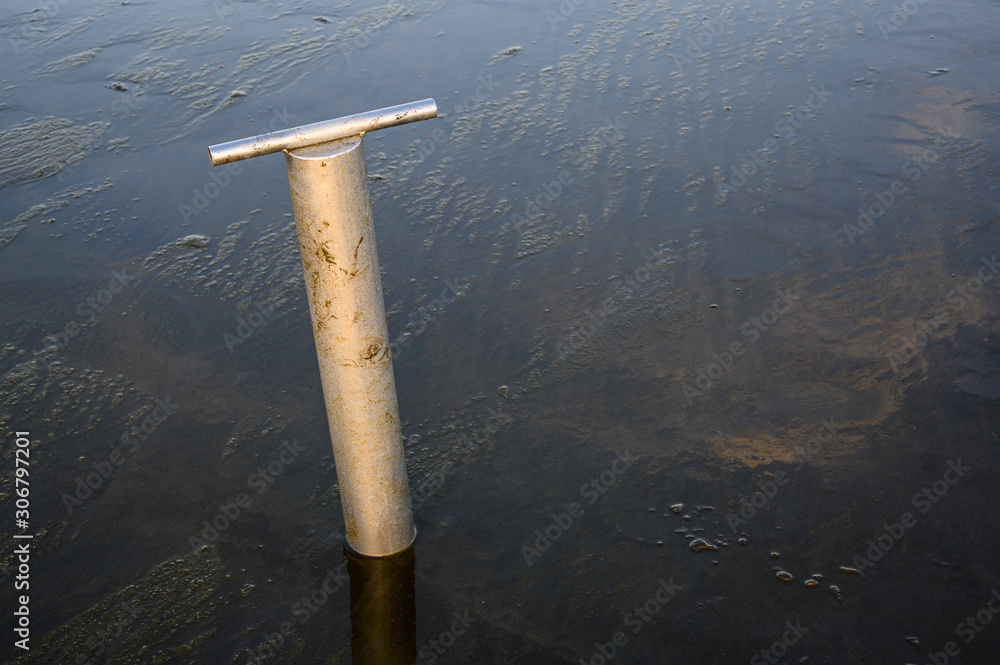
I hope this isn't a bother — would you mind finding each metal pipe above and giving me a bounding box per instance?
[209,101,436,556]
[285,136,415,557]
[208,98,437,166]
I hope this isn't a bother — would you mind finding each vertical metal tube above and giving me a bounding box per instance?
[285,136,415,557]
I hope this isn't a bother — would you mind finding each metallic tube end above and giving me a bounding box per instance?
[207,144,230,167]
[345,525,417,559]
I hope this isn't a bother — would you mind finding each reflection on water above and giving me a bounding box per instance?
[348,548,416,665]
[2,0,1000,662]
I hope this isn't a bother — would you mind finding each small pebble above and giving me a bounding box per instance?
[770,551,780,559]
[738,537,748,546]
[838,566,861,575]
[710,303,718,308]
[671,503,684,513]
[804,579,818,588]
[776,571,794,582]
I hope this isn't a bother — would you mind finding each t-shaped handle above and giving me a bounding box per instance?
[207,98,437,166]
[206,98,439,557]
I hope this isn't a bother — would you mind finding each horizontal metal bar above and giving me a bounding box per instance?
[208,98,437,166]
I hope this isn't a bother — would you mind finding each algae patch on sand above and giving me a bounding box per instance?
[0,117,109,189]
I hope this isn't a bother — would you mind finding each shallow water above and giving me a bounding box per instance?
[2,0,1000,663]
